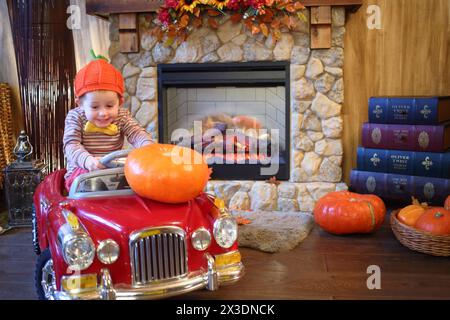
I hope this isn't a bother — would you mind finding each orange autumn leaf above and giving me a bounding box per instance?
[282,15,291,28]
[208,18,219,29]
[262,9,274,23]
[236,216,252,225]
[285,4,296,13]
[230,13,242,24]
[294,2,305,10]
[193,7,201,17]
[244,19,253,30]
[180,14,190,28]
[168,29,177,38]
[289,16,297,29]
[271,19,281,29]
[207,9,221,16]
[192,17,203,28]
[260,23,269,37]
[251,24,261,35]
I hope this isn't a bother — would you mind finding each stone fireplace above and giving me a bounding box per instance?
[108,7,348,212]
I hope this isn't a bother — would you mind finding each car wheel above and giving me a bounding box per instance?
[35,248,56,300]
[31,204,41,255]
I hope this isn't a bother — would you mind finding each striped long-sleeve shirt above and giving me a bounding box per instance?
[63,106,153,179]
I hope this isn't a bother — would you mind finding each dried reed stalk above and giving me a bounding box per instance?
[7,0,77,173]
[0,83,15,188]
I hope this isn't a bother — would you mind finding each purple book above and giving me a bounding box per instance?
[350,170,450,205]
[362,122,450,152]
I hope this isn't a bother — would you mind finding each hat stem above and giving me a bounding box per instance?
[89,48,109,62]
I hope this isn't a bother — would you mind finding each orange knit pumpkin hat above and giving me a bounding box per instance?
[74,50,124,98]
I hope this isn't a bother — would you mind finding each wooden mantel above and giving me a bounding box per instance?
[86,0,363,52]
[86,0,362,15]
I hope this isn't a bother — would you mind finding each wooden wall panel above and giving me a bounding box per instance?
[343,0,450,184]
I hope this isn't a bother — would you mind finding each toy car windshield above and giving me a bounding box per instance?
[69,167,135,199]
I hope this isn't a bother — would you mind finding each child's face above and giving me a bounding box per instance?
[78,91,121,128]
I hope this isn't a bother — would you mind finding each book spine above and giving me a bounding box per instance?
[361,123,445,152]
[368,97,439,124]
[357,147,450,178]
[350,170,450,204]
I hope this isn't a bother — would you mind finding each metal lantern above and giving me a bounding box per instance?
[4,130,46,227]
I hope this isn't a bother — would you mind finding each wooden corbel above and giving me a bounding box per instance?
[310,6,332,49]
[119,13,139,53]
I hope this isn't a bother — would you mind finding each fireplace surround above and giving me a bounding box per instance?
[108,7,348,212]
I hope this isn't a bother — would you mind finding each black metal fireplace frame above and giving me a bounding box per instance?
[157,61,290,180]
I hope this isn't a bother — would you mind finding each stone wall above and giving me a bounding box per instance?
[108,7,348,212]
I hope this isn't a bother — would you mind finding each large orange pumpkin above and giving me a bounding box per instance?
[313,191,386,235]
[445,195,450,210]
[125,144,211,203]
[415,207,450,236]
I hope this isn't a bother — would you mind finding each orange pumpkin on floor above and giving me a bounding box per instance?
[445,195,450,210]
[415,207,450,236]
[125,143,211,203]
[313,191,386,235]
[397,197,428,227]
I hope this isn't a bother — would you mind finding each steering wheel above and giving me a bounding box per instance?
[99,149,132,168]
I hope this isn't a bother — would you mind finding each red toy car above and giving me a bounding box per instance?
[32,150,244,300]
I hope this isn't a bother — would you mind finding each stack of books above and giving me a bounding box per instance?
[350,96,450,204]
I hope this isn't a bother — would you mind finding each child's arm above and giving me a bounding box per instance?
[120,108,154,147]
[63,109,98,170]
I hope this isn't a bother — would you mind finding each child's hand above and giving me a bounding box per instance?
[85,156,106,171]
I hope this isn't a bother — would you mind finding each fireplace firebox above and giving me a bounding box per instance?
[157,61,290,180]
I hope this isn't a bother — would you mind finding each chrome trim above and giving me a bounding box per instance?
[129,227,188,286]
[50,255,245,300]
[100,268,116,300]
[205,253,218,291]
[32,205,40,254]
[68,167,135,199]
[40,198,50,211]
[41,258,56,300]
[191,227,211,251]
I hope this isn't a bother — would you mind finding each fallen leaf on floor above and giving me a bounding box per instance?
[236,216,252,225]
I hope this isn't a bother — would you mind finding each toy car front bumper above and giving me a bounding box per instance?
[55,254,244,300]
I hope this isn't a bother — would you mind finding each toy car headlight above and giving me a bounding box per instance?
[97,239,120,264]
[191,228,211,251]
[62,234,95,271]
[213,217,238,248]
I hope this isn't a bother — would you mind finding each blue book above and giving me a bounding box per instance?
[350,170,450,205]
[368,96,450,124]
[357,147,450,178]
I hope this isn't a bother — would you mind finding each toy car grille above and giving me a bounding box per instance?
[130,230,187,285]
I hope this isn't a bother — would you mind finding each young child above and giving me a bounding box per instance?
[63,56,153,191]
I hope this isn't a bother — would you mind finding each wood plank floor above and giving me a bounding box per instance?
[0,210,449,300]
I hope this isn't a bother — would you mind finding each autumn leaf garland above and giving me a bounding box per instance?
[153,0,306,44]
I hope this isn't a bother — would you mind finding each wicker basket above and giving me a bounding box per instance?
[390,210,450,257]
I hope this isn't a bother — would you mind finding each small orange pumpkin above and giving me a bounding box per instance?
[313,191,386,235]
[125,144,211,203]
[445,195,450,210]
[397,197,428,227]
[415,207,450,236]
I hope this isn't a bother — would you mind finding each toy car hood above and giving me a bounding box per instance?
[68,193,215,237]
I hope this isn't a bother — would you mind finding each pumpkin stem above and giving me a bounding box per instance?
[411,196,428,208]
[435,212,443,218]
